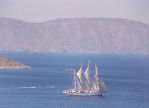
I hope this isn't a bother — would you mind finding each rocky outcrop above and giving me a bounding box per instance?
[0,56,30,69]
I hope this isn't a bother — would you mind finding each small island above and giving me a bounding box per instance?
[0,56,30,69]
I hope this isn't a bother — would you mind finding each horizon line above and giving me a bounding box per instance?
[0,16,148,25]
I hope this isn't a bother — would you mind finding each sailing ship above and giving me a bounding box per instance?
[63,61,107,96]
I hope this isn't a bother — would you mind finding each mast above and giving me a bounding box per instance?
[84,60,90,90]
[74,69,76,90]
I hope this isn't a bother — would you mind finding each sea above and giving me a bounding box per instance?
[0,52,149,108]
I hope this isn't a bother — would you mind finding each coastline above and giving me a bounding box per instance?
[0,65,31,69]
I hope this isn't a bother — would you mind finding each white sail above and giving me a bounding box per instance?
[93,82,97,91]
[76,63,83,87]
[73,69,83,90]
[84,61,90,89]
[95,64,100,91]
[76,76,83,89]
[95,64,99,82]
[99,80,107,92]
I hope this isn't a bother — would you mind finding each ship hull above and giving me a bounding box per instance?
[63,90,102,96]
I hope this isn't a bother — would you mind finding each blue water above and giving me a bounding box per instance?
[0,52,149,108]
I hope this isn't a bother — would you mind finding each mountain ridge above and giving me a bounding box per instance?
[0,17,149,54]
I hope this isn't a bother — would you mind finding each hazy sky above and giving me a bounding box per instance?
[0,0,149,23]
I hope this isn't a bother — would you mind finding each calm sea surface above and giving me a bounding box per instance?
[0,52,149,108]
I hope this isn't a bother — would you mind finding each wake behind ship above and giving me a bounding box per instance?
[63,61,107,96]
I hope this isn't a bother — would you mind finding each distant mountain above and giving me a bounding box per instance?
[0,17,149,54]
[0,56,30,69]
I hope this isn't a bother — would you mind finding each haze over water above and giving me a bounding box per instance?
[0,0,149,107]
[0,52,149,108]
